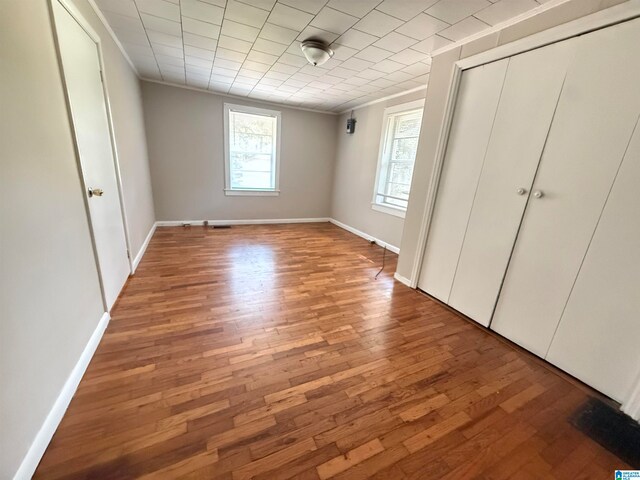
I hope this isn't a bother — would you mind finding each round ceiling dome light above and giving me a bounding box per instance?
[300,40,334,66]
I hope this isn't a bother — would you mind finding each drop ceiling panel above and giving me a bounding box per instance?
[96,0,547,112]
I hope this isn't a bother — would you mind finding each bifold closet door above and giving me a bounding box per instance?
[546,117,640,402]
[418,60,508,302]
[491,18,640,358]
[447,39,576,326]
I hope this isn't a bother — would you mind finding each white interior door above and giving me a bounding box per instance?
[53,1,130,311]
[547,115,640,402]
[490,18,640,357]
[418,59,508,301]
[448,38,577,326]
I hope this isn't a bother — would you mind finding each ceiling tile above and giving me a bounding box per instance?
[147,31,182,49]
[224,0,269,28]
[279,0,327,14]
[183,17,221,39]
[340,56,375,72]
[353,10,403,37]
[474,0,540,26]
[260,23,300,44]
[152,43,183,58]
[331,45,358,60]
[396,13,449,40]
[376,0,440,21]
[326,0,380,18]
[246,50,280,66]
[372,32,417,53]
[411,34,452,53]
[388,48,427,65]
[181,0,224,25]
[217,35,253,53]
[439,16,489,41]
[141,13,181,36]
[332,29,378,50]
[97,0,138,17]
[426,0,491,24]
[267,3,314,31]
[98,0,551,111]
[136,0,180,21]
[185,45,216,60]
[235,0,275,9]
[215,48,247,63]
[221,19,260,42]
[370,58,405,73]
[354,45,392,63]
[253,38,289,56]
[184,32,218,50]
[310,7,358,35]
[297,26,339,44]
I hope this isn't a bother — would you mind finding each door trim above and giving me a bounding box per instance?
[410,2,640,291]
[50,0,133,309]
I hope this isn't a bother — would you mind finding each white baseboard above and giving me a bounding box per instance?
[131,223,157,273]
[328,218,400,254]
[393,272,413,287]
[13,312,110,480]
[155,217,330,227]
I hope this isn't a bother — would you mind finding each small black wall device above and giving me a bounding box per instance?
[346,117,356,134]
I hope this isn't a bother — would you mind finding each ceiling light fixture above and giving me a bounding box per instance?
[300,40,333,66]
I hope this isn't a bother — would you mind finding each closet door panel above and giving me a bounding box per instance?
[448,39,577,326]
[419,60,508,301]
[491,18,640,357]
[547,118,640,402]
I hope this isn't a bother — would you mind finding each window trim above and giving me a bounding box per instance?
[372,99,425,218]
[223,102,282,196]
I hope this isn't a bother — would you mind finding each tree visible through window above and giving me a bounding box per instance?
[224,104,281,195]
[373,101,424,214]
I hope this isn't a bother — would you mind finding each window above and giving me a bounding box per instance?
[372,99,424,217]
[224,103,281,196]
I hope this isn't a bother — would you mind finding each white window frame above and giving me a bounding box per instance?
[372,99,425,218]
[223,103,281,196]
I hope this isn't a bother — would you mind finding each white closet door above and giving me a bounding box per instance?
[491,18,640,357]
[448,39,577,326]
[546,116,640,402]
[419,60,508,301]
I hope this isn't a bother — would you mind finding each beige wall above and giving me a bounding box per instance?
[330,90,426,250]
[141,81,338,221]
[0,0,154,477]
[397,0,629,282]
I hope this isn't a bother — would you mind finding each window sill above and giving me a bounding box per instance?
[371,203,406,218]
[224,189,280,197]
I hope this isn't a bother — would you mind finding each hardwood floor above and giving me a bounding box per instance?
[35,223,628,479]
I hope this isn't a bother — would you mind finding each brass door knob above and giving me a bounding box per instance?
[88,187,104,197]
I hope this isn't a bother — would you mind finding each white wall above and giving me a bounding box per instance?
[0,0,154,477]
[141,81,338,221]
[397,0,630,282]
[330,91,426,250]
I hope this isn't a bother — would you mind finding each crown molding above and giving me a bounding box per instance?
[337,85,427,115]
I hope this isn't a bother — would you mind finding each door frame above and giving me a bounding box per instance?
[50,0,133,310]
[410,2,640,291]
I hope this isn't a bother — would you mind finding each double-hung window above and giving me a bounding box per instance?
[224,103,281,196]
[372,99,424,217]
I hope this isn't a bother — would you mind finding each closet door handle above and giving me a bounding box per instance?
[533,190,544,198]
[516,187,527,196]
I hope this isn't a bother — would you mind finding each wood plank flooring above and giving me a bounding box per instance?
[35,223,629,479]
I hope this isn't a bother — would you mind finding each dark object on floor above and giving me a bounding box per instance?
[213,225,232,229]
[570,397,640,468]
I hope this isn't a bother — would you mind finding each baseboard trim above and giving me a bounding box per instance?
[328,218,400,254]
[393,272,413,287]
[13,312,110,480]
[132,223,157,273]
[155,218,330,227]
